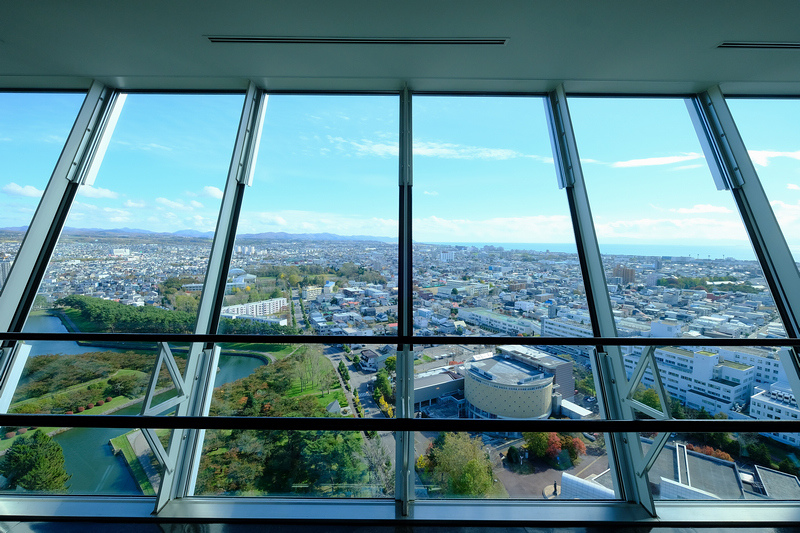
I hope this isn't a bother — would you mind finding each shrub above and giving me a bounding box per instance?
[77,406,85,413]
[16,428,26,435]
[507,445,520,464]
[106,397,113,402]
[87,403,94,409]
[96,400,104,406]
[65,411,73,415]
[5,432,15,440]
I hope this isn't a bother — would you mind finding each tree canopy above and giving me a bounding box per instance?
[421,432,493,496]
[0,431,70,491]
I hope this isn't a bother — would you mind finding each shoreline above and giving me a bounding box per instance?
[43,309,272,364]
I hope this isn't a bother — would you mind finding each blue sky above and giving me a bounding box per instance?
[2,91,800,254]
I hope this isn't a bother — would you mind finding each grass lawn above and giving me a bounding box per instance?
[316,390,346,409]
[60,308,103,332]
[487,478,510,498]
[0,392,143,452]
[109,431,156,495]
[11,369,147,411]
[218,342,295,358]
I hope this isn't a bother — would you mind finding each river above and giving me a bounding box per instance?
[16,313,267,495]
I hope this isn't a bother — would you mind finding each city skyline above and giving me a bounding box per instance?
[2,93,800,257]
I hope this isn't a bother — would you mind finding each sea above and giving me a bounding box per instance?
[429,242,768,261]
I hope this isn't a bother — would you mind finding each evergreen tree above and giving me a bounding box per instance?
[0,431,70,491]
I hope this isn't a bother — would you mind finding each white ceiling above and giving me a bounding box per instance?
[2,0,800,94]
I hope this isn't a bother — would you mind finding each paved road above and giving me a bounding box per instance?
[127,429,162,493]
[494,446,609,499]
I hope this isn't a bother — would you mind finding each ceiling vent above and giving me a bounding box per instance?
[718,41,800,50]
[206,36,507,45]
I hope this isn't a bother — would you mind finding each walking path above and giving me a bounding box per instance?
[127,429,161,492]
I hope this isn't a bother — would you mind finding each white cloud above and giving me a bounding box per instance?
[190,200,204,209]
[103,207,129,216]
[254,213,288,226]
[672,164,705,171]
[104,206,131,223]
[594,216,748,242]
[423,191,439,196]
[670,204,733,214]
[236,209,397,237]
[325,136,551,162]
[611,153,702,168]
[78,185,118,199]
[413,214,574,243]
[201,186,224,199]
[115,140,172,152]
[124,200,146,208]
[156,197,190,210]
[749,149,800,167]
[2,182,43,198]
[787,184,800,191]
[327,136,398,157]
[413,141,526,160]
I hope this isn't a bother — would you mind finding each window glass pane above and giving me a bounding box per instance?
[614,341,800,501]
[413,343,614,500]
[569,97,785,340]
[643,432,800,501]
[728,98,800,335]
[27,93,243,333]
[0,92,85,295]
[412,96,590,340]
[411,96,609,499]
[196,95,398,499]
[220,95,398,338]
[0,340,203,495]
[195,342,394,498]
[197,429,393,497]
[415,427,613,500]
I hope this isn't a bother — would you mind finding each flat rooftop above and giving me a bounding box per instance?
[467,357,547,386]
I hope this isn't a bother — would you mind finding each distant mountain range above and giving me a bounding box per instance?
[0,226,396,243]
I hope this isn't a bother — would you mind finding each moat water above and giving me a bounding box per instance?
[13,314,266,495]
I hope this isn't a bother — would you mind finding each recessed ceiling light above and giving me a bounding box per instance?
[206,36,507,46]
[719,41,800,50]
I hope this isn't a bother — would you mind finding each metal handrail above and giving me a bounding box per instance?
[0,414,796,433]
[1,332,797,347]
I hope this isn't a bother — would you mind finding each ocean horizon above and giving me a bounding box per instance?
[428,242,766,261]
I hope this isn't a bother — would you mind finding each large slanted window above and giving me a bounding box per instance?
[197,94,399,498]
[3,92,243,495]
[410,95,613,500]
[1,84,800,522]
[0,92,85,296]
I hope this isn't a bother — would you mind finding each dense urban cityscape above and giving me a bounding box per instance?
[0,228,798,501]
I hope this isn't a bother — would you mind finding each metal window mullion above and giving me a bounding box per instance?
[545,86,656,516]
[688,87,800,340]
[395,86,415,517]
[0,81,118,410]
[155,83,267,512]
[688,87,800,415]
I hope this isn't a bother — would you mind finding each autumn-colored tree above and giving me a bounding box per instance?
[545,432,562,459]
[560,434,587,461]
